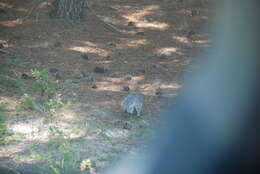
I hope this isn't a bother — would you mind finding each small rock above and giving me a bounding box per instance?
[191,10,198,16]
[83,76,93,83]
[21,73,33,80]
[110,72,121,78]
[159,54,168,59]
[152,64,167,70]
[78,71,86,78]
[124,75,132,80]
[136,31,145,36]
[53,41,62,47]
[152,64,158,68]
[123,121,133,130]
[74,72,93,82]
[155,87,163,96]
[128,21,135,26]
[121,92,143,116]
[92,84,97,89]
[107,42,116,47]
[105,55,112,59]
[80,53,89,60]
[0,43,4,49]
[94,66,107,73]
[186,30,195,38]
[121,85,130,91]
[138,120,150,128]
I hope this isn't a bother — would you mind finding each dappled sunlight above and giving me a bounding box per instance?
[0,2,13,8]
[93,60,114,64]
[0,96,20,111]
[0,2,27,13]
[10,122,40,135]
[134,21,169,30]
[69,41,109,57]
[105,128,131,139]
[93,75,144,92]
[94,81,122,92]
[38,1,52,8]
[114,5,169,30]
[0,18,24,27]
[8,117,48,142]
[102,75,144,84]
[118,39,147,48]
[155,47,178,56]
[139,82,182,96]
[173,36,190,44]
[192,39,210,46]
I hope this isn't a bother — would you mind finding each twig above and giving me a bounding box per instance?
[95,15,121,33]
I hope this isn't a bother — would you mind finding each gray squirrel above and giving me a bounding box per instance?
[121,92,143,116]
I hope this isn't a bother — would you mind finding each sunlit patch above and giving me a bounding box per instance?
[39,1,52,8]
[103,76,144,84]
[69,46,108,57]
[69,41,109,56]
[10,123,38,134]
[104,77,124,83]
[156,47,178,56]
[193,39,210,45]
[0,96,19,110]
[135,21,169,30]
[118,39,147,48]
[0,18,24,27]
[94,60,114,64]
[116,5,169,30]
[94,81,121,92]
[16,8,27,12]
[173,36,189,44]
[105,128,131,138]
[139,82,182,96]
[59,109,77,121]
[0,2,13,8]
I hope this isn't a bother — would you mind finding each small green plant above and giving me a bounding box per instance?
[18,69,68,115]
[45,126,80,174]
[64,79,79,88]
[80,159,96,174]
[19,93,41,110]
[31,69,57,98]
[42,95,65,114]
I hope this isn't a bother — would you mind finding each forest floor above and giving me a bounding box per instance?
[0,0,211,173]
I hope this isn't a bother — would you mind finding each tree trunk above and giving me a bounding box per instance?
[51,0,87,21]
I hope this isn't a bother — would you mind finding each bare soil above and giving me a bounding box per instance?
[0,0,211,173]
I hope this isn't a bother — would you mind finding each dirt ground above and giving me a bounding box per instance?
[0,0,211,173]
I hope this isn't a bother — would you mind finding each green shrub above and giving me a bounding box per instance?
[18,69,67,115]
[45,126,80,174]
